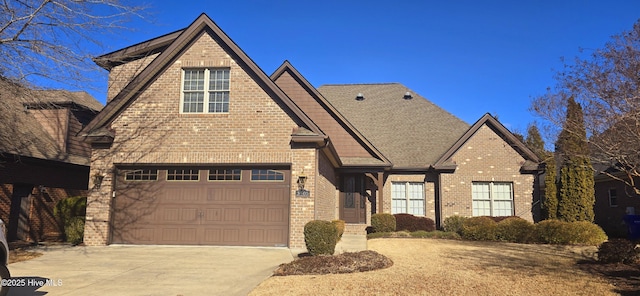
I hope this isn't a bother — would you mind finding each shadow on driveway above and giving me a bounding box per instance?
[7,245,293,296]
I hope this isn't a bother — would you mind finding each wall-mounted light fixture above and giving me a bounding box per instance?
[93,173,105,189]
[297,172,307,191]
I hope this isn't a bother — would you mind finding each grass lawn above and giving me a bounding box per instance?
[250,238,618,296]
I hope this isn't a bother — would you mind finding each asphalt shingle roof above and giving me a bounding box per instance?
[318,83,470,168]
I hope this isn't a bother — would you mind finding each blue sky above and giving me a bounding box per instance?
[86,0,640,135]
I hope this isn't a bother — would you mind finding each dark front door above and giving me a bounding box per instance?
[340,175,366,223]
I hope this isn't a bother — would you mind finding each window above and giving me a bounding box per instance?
[182,68,230,113]
[472,182,513,216]
[251,169,284,181]
[391,182,425,215]
[124,169,158,181]
[209,169,241,181]
[609,188,618,207]
[167,169,199,181]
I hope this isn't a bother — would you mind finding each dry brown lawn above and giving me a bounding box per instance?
[250,238,617,296]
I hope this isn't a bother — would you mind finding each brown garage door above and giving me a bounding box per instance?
[111,167,290,247]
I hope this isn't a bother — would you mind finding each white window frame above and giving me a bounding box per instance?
[391,182,425,216]
[181,68,230,114]
[609,188,618,207]
[472,182,514,217]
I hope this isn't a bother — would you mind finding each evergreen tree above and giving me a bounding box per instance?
[542,152,558,219]
[555,97,595,222]
[525,124,558,220]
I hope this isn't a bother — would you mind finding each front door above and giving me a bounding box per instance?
[340,175,366,223]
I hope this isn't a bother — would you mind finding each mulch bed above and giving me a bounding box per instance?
[273,250,393,276]
[578,260,640,296]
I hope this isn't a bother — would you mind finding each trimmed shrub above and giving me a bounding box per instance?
[564,221,608,246]
[533,220,607,245]
[443,215,468,235]
[488,216,520,223]
[331,220,346,241]
[304,220,338,256]
[496,217,534,243]
[53,196,87,243]
[461,216,497,241]
[533,219,569,244]
[394,214,436,232]
[371,213,396,233]
[410,230,461,240]
[65,216,85,245]
[598,238,639,263]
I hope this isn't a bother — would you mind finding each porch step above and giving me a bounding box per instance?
[344,223,368,235]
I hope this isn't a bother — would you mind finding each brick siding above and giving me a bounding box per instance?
[440,125,535,221]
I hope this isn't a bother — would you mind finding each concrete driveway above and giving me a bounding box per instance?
[6,244,293,296]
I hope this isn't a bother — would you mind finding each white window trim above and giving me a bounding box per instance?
[472,182,514,217]
[391,181,425,216]
[608,188,618,207]
[180,68,230,114]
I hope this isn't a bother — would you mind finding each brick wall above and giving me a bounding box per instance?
[440,125,535,222]
[315,152,338,221]
[84,32,318,248]
[382,174,436,221]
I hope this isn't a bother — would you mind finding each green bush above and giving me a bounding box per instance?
[65,216,85,245]
[304,220,338,256]
[443,215,468,235]
[461,216,497,241]
[533,220,607,245]
[331,220,345,241]
[371,213,396,233]
[533,219,569,244]
[598,238,639,263]
[54,196,87,244]
[564,221,608,246]
[496,217,534,243]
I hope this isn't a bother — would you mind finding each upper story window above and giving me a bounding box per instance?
[182,68,230,113]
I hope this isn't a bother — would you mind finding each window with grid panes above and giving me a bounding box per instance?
[182,68,229,113]
[391,182,425,215]
[472,182,513,216]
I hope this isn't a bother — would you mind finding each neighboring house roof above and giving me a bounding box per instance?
[25,89,103,112]
[435,113,541,171]
[0,78,101,166]
[318,83,470,168]
[82,13,325,142]
[270,61,391,168]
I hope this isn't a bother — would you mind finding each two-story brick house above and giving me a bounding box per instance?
[81,14,540,249]
[0,77,102,241]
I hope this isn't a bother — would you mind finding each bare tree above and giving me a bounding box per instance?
[0,0,145,88]
[531,20,640,194]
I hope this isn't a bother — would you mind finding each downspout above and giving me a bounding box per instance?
[435,173,442,229]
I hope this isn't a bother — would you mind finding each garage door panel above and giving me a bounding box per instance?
[113,167,290,246]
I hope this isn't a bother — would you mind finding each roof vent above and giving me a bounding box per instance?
[355,93,364,101]
[403,92,413,100]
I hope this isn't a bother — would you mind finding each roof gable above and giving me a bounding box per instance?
[318,83,470,169]
[81,13,324,139]
[271,61,390,167]
[434,113,540,171]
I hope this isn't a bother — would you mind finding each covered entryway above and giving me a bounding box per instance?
[340,175,366,223]
[111,167,290,247]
